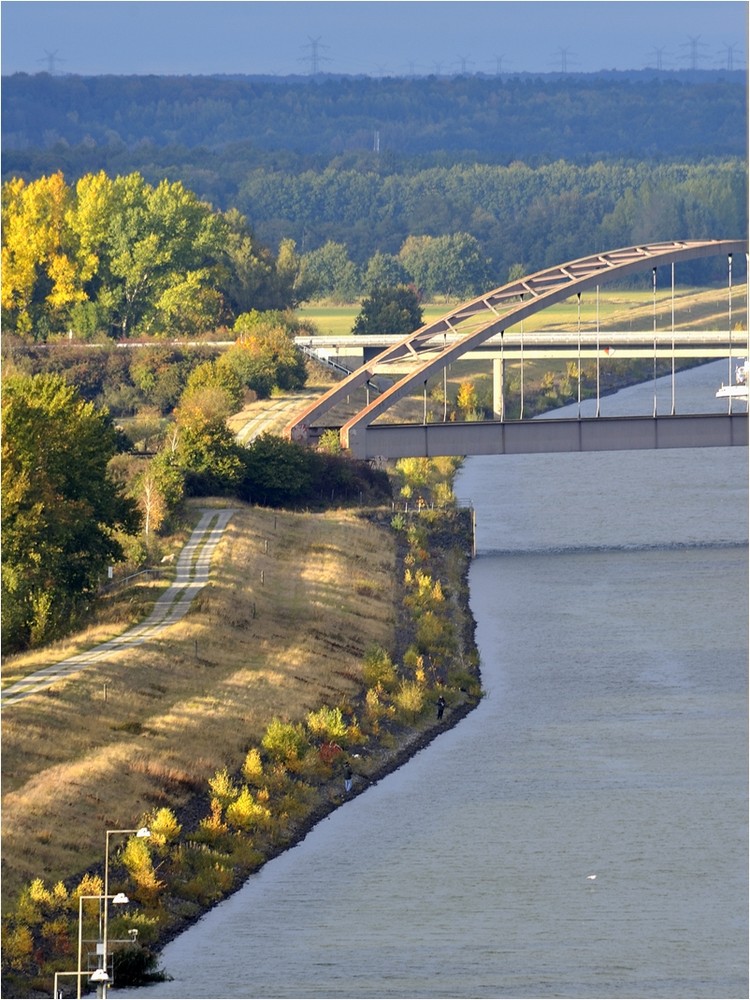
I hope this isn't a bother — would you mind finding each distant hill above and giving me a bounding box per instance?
[2,70,746,165]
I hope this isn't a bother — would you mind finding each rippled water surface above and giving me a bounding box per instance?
[122,362,748,999]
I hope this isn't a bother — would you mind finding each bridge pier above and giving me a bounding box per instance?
[493,357,504,420]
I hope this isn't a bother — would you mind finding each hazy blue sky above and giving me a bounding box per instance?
[1,1,747,77]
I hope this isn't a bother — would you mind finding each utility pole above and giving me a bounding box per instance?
[301,36,331,76]
[649,46,668,70]
[555,47,572,73]
[718,42,741,71]
[680,34,708,70]
[38,49,66,74]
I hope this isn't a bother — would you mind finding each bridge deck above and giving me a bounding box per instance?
[345,413,748,460]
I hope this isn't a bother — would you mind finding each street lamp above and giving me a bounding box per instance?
[76,894,128,999]
[102,827,150,998]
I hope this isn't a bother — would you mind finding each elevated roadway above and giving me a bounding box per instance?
[296,329,746,369]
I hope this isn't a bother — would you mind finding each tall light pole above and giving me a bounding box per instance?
[102,827,150,997]
[76,893,128,999]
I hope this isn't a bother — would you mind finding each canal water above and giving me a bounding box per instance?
[121,360,748,999]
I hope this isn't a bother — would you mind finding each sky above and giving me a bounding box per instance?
[1,0,747,77]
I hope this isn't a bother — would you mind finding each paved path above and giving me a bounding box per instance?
[231,391,322,444]
[1,508,237,709]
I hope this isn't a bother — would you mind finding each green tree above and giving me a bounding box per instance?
[182,359,245,414]
[399,232,487,299]
[172,389,245,497]
[352,284,423,336]
[1,373,139,651]
[239,433,314,507]
[217,207,280,315]
[362,251,410,293]
[398,235,435,295]
[228,312,307,397]
[104,173,228,336]
[298,241,359,302]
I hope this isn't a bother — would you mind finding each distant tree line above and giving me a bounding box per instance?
[236,159,748,281]
[3,162,746,341]
[3,72,745,162]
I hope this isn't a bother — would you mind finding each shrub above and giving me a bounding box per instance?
[306,705,348,743]
[71,873,104,904]
[362,646,397,691]
[317,429,342,454]
[225,786,272,831]
[146,807,182,853]
[363,685,395,730]
[207,768,239,809]
[1,924,33,971]
[121,836,164,903]
[112,944,165,987]
[197,798,229,843]
[261,718,310,765]
[173,843,234,904]
[242,747,264,785]
[395,680,425,721]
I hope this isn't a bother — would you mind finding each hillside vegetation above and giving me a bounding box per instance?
[1,496,479,995]
[3,72,746,292]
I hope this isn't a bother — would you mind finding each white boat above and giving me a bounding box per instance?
[716,359,749,398]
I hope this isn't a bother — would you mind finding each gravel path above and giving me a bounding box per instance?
[1,508,237,709]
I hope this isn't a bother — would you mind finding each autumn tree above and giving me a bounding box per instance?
[226,311,308,398]
[456,380,479,416]
[1,172,84,336]
[1,171,299,340]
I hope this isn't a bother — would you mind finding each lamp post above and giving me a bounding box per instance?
[76,893,128,999]
[102,827,150,998]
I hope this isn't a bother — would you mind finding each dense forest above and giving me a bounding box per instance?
[3,71,746,164]
[2,71,747,311]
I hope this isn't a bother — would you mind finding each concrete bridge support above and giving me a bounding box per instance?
[492,357,504,420]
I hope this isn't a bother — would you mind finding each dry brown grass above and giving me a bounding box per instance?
[1,500,396,908]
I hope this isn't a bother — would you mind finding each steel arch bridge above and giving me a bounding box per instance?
[285,239,748,457]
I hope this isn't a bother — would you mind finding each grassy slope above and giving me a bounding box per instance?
[1,502,398,908]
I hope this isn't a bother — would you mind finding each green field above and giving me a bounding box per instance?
[298,303,451,336]
[299,286,747,338]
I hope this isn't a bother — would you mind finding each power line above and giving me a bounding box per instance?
[647,46,669,71]
[488,54,509,75]
[553,47,575,73]
[679,34,709,70]
[300,36,331,76]
[717,42,742,71]
[37,49,66,74]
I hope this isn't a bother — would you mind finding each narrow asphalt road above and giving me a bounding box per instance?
[1,508,237,709]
